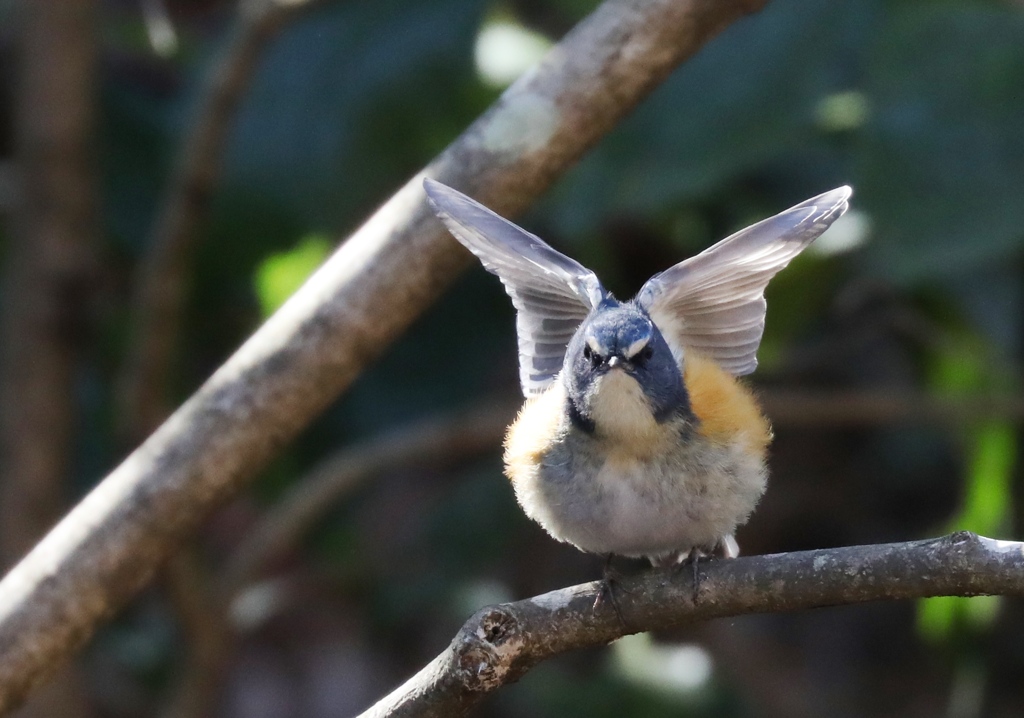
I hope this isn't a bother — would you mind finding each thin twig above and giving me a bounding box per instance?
[0,0,768,711]
[222,401,516,594]
[119,6,321,717]
[359,532,1024,718]
[153,402,514,718]
[159,552,234,718]
[224,388,1024,594]
[117,0,320,440]
[761,390,1024,427]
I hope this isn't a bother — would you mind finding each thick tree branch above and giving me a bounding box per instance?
[360,532,1024,718]
[117,0,319,440]
[0,0,768,711]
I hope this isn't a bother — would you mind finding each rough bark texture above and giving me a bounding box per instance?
[0,0,768,711]
[0,1,98,717]
[360,532,1024,718]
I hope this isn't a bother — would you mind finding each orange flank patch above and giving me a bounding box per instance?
[683,353,772,453]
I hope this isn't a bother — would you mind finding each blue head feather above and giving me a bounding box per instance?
[563,301,690,432]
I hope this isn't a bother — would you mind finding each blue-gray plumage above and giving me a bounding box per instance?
[565,301,690,433]
[424,178,851,565]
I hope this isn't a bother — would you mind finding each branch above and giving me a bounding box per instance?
[222,400,516,594]
[0,0,768,711]
[158,551,234,718]
[761,390,1024,427]
[117,0,319,439]
[360,532,1024,718]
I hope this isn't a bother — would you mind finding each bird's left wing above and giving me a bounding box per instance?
[637,187,852,376]
[424,178,606,396]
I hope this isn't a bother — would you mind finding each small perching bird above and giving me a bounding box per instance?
[424,178,851,570]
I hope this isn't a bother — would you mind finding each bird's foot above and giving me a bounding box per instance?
[678,548,705,604]
[673,535,741,604]
[593,554,632,630]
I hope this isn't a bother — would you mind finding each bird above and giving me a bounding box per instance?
[423,177,851,579]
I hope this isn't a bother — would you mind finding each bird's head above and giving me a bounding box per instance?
[564,301,690,434]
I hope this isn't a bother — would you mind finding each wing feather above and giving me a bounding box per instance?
[638,187,851,375]
[424,178,605,396]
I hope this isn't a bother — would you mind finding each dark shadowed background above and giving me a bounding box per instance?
[1,0,1024,716]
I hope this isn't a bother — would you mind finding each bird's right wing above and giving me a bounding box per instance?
[424,178,606,397]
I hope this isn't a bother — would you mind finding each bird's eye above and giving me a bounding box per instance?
[637,346,654,363]
[583,345,592,360]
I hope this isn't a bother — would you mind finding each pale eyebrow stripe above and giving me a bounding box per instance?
[624,335,650,359]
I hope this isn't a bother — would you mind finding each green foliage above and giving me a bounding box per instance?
[918,326,1017,642]
[253,234,331,317]
[917,420,1013,642]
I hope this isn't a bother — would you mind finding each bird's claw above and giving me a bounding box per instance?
[594,555,632,631]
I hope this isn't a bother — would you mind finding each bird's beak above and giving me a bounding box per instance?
[607,356,622,369]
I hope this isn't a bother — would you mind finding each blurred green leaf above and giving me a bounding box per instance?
[929,335,990,397]
[253,234,330,317]
[918,337,1016,642]
[957,421,1015,537]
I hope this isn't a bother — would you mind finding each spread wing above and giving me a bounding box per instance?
[424,178,606,396]
[637,186,852,376]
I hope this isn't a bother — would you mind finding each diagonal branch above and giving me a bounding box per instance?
[0,0,768,711]
[360,532,1024,718]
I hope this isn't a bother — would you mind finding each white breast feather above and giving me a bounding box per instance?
[588,370,657,443]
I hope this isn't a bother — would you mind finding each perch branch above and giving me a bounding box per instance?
[360,532,1024,718]
[117,0,320,439]
[0,0,768,711]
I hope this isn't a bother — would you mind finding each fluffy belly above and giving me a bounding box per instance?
[512,437,766,559]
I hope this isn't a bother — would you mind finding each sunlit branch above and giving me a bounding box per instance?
[360,532,1024,718]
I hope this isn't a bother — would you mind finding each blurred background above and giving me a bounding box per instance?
[1,0,1024,716]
